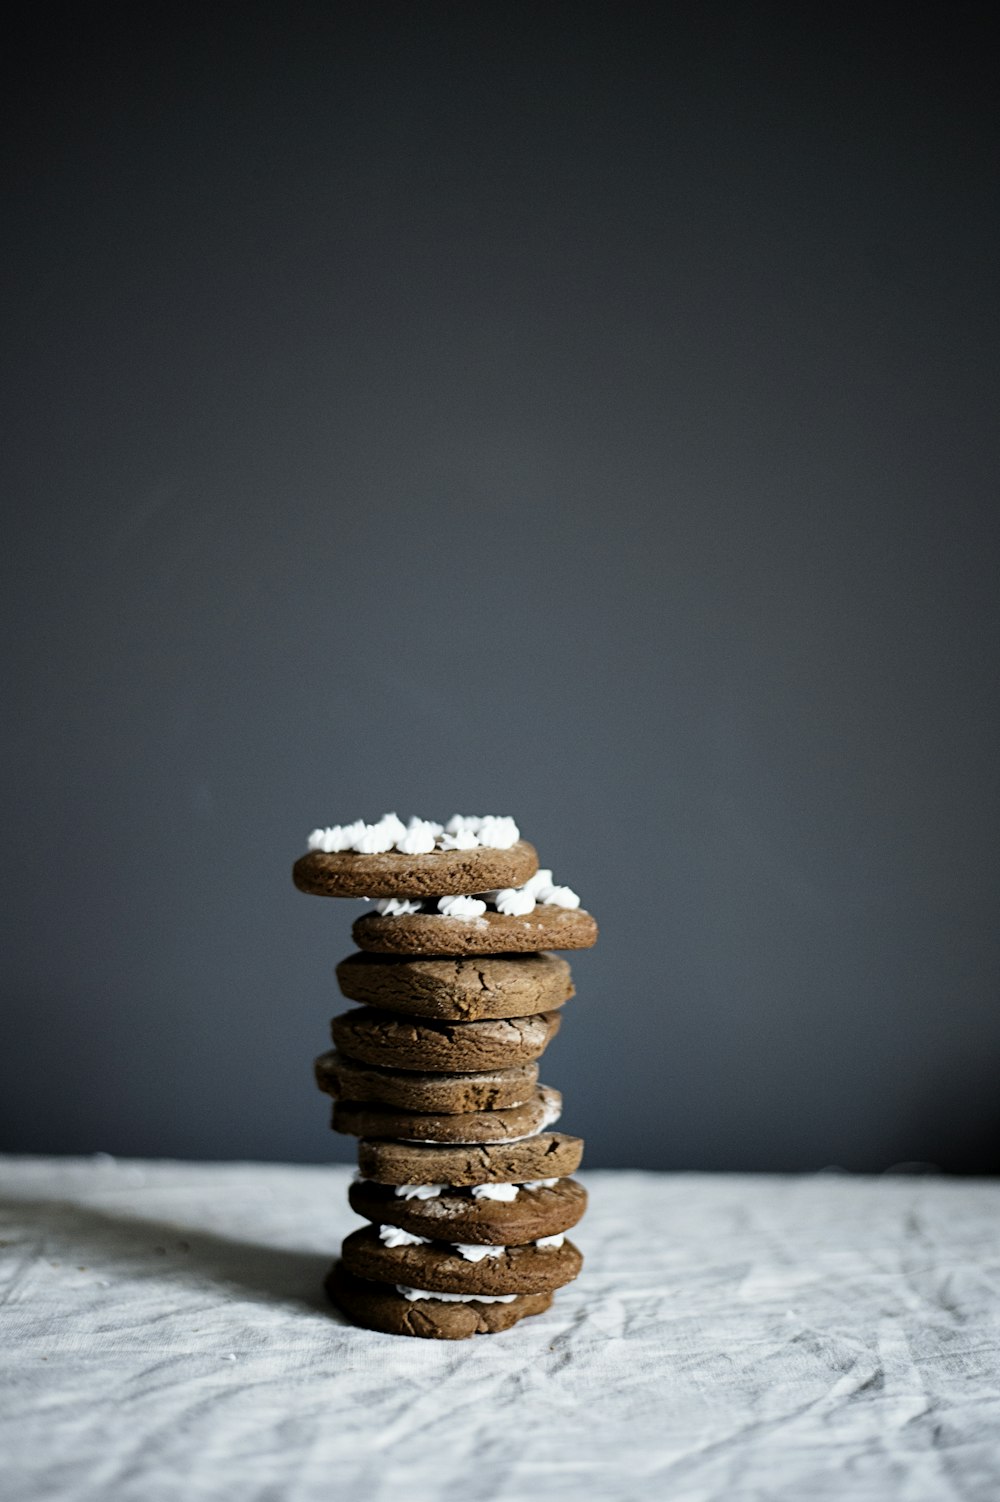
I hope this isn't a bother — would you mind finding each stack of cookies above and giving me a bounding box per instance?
[293,813,598,1340]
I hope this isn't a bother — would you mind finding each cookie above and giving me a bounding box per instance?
[329,1008,562,1073]
[315,1050,539,1113]
[352,906,598,956]
[326,1262,552,1340]
[357,1132,584,1186]
[335,951,574,1021]
[293,840,538,900]
[331,1085,562,1143]
[349,1177,587,1245]
[341,1225,583,1295]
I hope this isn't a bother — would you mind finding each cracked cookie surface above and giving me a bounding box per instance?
[348,1177,587,1245]
[329,1007,562,1072]
[326,1262,552,1339]
[341,1226,583,1294]
[330,1084,561,1143]
[357,1131,584,1186]
[335,951,574,1020]
[315,1050,538,1112]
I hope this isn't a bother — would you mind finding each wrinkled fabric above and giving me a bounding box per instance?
[1,1156,998,1501]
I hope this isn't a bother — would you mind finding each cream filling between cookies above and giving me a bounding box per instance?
[366,868,581,920]
[430,869,580,919]
[378,1225,565,1258]
[381,1178,561,1202]
[395,1285,518,1304]
[397,1094,562,1148]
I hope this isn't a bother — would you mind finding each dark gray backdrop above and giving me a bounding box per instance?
[3,3,998,1171]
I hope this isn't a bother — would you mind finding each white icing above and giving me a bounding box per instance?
[517,869,581,908]
[491,886,536,916]
[453,1243,505,1262]
[535,1233,565,1249]
[378,1224,429,1248]
[475,816,519,849]
[521,1178,559,1191]
[373,896,423,916]
[304,814,519,854]
[438,828,480,851]
[395,818,437,855]
[444,815,483,834]
[393,1184,446,1200]
[471,1183,518,1202]
[426,869,581,919]
[541,884,580,908]
[437,895,487,918]
[378,812,408,843]
[540,1095,563,1129]
[396,1285,516,1304]
[354,820,397,854]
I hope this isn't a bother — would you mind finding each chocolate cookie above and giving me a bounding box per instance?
[329,1008,562,1073]
[315,1050,539,1113]
[341,1226,583,1295]
[293,840,538,900]
[335,951,574,1021]
[357,1132,584,1186]
[331,1085,561,1143]
[327,1262,552,1340]
[349,1177,587,1245]
[352,906,598,956]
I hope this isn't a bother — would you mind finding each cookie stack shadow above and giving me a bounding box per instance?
[295,832,597,1339]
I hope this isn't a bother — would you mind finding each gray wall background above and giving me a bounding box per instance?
[3,3,998,1172]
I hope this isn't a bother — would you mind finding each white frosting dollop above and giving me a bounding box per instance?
[475,815,520,849]
[541,884,580,908]
[396,1285,517,1304]
[373,897,423,916]
[395,818,438,855]
[354,819,397,854]
[422,868,581,920]
[437,895,487,918]
[535,1233,565,1249]
[490,886,537,916]
[304,814,520,854]
[470,1182,519,1202]
[453,1243,505,1262]
[378,812,408,843]
[521,1178,559,1191]
[521,868,581,908]
[438,828,480,851]
[378,1224,429,1248]
[393,1183,446,1200]
[444,815,482,834]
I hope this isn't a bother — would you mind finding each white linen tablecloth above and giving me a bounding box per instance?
[1,1156,998,1501]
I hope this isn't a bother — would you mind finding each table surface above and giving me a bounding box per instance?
[2,1157,998,1502]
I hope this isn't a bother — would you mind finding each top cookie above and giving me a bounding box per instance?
[294,839,538,900]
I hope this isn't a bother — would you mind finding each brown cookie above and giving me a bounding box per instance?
[357,1132,584,1186]
[329,1008,562,1073]
[352,906,598,956]
[341,1225,583,1295]
[349,1177,587,1245]
[331,1085,561,1144]
[315,1050,539,1113]
[293,840,538,900]
[326,1262,552,1340]
[335,951,574,1021]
